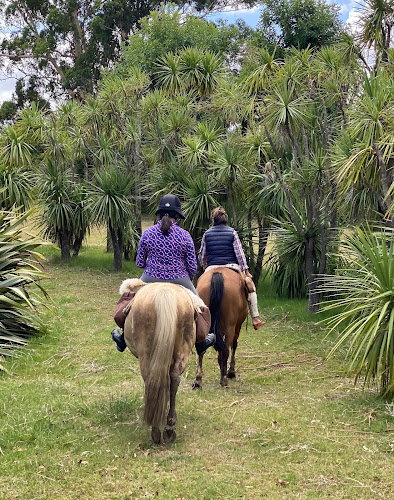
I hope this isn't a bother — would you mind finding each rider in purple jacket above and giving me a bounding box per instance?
[111,195,215,354]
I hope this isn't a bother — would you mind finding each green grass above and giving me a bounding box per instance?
[1,236,394,499]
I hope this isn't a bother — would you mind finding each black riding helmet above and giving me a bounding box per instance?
[155,194,185,219]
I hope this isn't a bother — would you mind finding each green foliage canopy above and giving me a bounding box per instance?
[116,5,250,77]
[0,0,240,100]
[256,0,343,51]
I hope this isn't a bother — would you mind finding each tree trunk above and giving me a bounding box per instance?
[109,222,123,271]
[123,244,131,261]
[228,181,237,229]
[247,207,256,273]
[253,214,267,287]
[305,238,319,313]
[59,230,71,260]
[72,233,84,257]
[132,113,142,237]
[106,226,113,253]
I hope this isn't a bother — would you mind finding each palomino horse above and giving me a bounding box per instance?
[192,267,248,388]
[123,281,195,444]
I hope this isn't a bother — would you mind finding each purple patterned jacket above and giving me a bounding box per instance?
[136,221,197,280]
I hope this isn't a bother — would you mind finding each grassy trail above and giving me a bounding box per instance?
[0,236,394,499]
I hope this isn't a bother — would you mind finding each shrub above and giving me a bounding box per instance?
[321,226,394,394]
[0,209,48,372]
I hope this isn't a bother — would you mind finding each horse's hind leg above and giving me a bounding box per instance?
[227,338,238,379]
[151,427,161,444]
[163,368,180,444]
[192,354,204,390]
[218,345,230,387]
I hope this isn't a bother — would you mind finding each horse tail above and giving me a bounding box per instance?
[210,272,227,352]
[143,287,177,428]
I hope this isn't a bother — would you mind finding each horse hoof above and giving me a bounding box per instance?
[220,377,229,387]
[192,381,202,390]
[163,428,176,444]
[151,427,161,444]
[227,370,236,379]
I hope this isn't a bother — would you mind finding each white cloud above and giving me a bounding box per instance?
[219,4,260,14]
[0,71,23,103]
[345,6,363,34]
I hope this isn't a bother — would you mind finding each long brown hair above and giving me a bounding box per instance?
[159,211,178,235]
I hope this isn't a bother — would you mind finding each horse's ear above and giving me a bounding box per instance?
[119,278,145,295]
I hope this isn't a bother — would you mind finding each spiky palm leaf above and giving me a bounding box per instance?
[0,126,33,168]
[0,209,48,370]
[89,166,134,231]
[0,165,33,211]
[154,52,184,93]
[265,212,315,298]
[356,0,394,57]
[241,47,281,95]
[182,172,219,243]
[320,226,394,394]
[38,161,75,245]
[264,81,310,133]
[148,162,189,213]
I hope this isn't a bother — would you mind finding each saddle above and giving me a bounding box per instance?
[210,265,255,300]
[113,279,211,343]
[114,279,145,328]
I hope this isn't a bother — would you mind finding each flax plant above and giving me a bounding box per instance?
[0,209,47,371]
[321,226,394,394]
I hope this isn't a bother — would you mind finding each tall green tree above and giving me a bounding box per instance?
[38,161,75,261]
[239,45,358,311]
[0,0,236,100]
[335,72,394,228]
[255,0,343,52]
[117,5,251,77]
[89,166,134,271]
[356,0,394,65]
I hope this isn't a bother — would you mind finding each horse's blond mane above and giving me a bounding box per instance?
[119,278,145,295]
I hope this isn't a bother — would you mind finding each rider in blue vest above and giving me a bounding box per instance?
[199,206,265,330]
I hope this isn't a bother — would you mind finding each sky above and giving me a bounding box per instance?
[0,1,359,105]
[206,0,358,27]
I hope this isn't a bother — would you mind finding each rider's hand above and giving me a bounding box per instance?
[245,270,253,279]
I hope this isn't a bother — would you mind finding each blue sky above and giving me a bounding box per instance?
[0,1,357,104]
[206,1,356,27]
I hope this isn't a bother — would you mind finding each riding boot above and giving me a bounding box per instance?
[195,306,215,355]
[112,291,136,353]
[195,333,216,356]
[111,328,127,352]
[252,317,266,330]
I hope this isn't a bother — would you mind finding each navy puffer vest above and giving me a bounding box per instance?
[204,225,237,267]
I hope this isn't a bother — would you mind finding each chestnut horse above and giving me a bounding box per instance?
[123,281,195,444]
[192,267,248,388]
